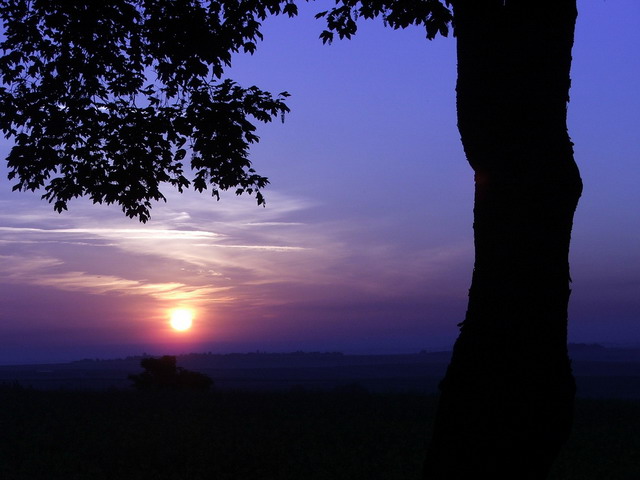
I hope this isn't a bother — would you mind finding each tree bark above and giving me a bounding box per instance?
[424,1,582,478]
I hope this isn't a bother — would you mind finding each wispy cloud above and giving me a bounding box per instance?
[0,189,332,308]
[0,186,472,316]
[0,225,223,241]
[1,254,233,305]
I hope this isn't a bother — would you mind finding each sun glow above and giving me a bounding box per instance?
[169,308,194,332]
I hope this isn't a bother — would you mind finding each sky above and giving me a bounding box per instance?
[1,1,639,364]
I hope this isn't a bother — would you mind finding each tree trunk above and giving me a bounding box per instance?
[424,1,582,478]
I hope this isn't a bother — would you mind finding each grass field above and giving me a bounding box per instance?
[1,385,639,479]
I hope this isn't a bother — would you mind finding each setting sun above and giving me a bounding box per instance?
[169,308,194,332]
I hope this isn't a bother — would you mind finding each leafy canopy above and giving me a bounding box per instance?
[316,0,452,44]
[0,0,452,222]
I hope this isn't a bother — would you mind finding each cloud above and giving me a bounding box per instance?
[1,254,233,305]
[0,185,472,319]
[0,225,223,241]
[1,254,64,274]
[0,189,333,309]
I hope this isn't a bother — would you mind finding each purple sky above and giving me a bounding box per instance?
[1,1,639,364]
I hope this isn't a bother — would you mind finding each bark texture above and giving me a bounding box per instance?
[424,1,582,478]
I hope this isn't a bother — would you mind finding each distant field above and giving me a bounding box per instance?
[3,347,640,397]
[1,386,639,479]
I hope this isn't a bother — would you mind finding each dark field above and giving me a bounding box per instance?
[1,386,639,480]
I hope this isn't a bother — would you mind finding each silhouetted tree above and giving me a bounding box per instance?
[1,1,582,477]
[0,0,294,222]
[129,355,214,391]
[425,3,579,477]
[304,2,580,476]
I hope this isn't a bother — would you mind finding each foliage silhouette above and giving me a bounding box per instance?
[1,0,585,478]
[0,0,294,222]
[129,355,214,391]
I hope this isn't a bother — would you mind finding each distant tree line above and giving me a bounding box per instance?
[129,355,213,391]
